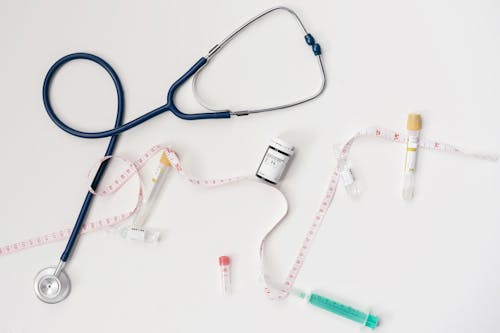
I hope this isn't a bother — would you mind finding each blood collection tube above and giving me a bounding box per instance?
[402,114,422,200]
[218,256,231,295]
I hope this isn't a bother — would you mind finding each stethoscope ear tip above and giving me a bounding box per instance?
[34,266,71,304]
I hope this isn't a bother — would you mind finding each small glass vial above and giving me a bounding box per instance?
[339,167,361,198]
[219,256,231,295]
[256,138,295,184]
[334,145,362,199]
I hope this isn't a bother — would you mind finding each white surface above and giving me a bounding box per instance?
[0,0,499,332]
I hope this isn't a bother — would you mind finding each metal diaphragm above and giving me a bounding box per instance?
[34,266,71,304]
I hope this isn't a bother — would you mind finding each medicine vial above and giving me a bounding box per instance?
[256,138,295,184]
[339,167,361,198]
[218,256,231,295]
[334,145,362,199]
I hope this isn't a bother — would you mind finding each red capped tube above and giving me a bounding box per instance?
[218,256,231,295]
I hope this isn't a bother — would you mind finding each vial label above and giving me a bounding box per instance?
[257,147,290,184]
[404,137,418,174]
[126,227,146,241]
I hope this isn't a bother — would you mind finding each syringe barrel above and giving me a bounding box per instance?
[308,293,379,329]
[132,153,170,227]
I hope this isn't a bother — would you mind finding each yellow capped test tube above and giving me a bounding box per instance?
[402,114,421,200]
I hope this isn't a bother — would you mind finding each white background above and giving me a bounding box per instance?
[0,0,499,332]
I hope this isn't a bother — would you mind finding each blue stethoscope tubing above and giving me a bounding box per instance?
[43,54,230,139]
[42,53,230,262]
[36,6,326,304]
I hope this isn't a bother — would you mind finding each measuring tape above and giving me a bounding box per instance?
[0,146,249,257]
[0,127,497,302]
[259,127,498,300]
[0,147,158,256]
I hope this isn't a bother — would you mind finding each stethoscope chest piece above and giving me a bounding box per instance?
[34,266,71,304]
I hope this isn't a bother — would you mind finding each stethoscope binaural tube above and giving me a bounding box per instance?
[42,53,231,139]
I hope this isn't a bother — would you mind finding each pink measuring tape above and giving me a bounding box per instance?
[260,127,498,300]
[0,127,497,301]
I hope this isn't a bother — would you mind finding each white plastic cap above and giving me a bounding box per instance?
[270,137,295,156]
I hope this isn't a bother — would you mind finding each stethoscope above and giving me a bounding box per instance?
[34,6,326,303]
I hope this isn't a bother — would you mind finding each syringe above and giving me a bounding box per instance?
[123,152,171,243]
[133,152,171,227]
[290,287,379,329]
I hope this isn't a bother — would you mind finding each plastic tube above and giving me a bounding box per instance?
[123,152,171,243]
[219,256,231,295]
[402,114,422,200]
